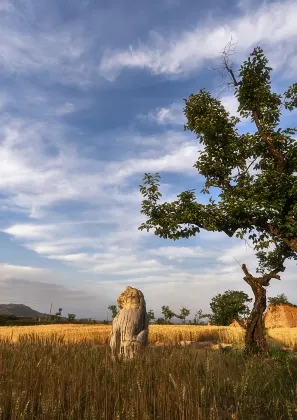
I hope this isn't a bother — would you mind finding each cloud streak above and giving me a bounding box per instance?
[99,0,297,81]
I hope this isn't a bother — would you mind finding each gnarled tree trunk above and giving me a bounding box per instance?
[109,286,149,362]
[241,264,281,355]
[244,279,268,354]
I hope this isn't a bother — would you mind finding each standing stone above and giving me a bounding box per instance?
[109,286,149,361]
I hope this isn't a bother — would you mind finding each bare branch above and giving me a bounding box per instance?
[241,263,281,287]
[220,36,241,87]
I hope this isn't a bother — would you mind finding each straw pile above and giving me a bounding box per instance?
[264,304,297,328]
[230,304,297,328]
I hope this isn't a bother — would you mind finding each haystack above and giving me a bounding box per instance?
[264,304,297,328]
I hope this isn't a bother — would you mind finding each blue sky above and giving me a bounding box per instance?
[0,0,296,320]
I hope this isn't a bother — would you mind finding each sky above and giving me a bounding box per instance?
[0,0,296,321]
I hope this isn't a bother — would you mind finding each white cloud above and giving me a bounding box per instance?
[108,143,200,181]
[139,102,186,125]
[0,116,202,220]
[0,263,51,282]
[148,246,216,260]
[3,224,57,240]
[0,0,296,320]
[99,0,297,80]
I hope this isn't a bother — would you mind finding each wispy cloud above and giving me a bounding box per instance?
[99,0,297,81]
[138,102,186,125]
[0,0,296,319]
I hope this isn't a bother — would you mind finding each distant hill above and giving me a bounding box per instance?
[0,304,50,318]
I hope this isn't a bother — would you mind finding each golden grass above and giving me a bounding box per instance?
[267,327,297,350]
[1,332,296,419]
[3,323,297,348]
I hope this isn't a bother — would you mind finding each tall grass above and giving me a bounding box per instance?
[0,333,297,419]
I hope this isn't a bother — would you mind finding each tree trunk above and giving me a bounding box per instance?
[244,280,268,354]
[241,264,281,355]
[109,286,149,362]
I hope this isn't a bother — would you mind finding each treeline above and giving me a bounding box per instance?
[107,291,296,326]
[0,292,293,327]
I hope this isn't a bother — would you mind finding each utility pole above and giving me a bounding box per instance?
[49,302,52,320]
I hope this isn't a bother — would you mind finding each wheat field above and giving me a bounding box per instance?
[1,324,297,419]
[0,324,296,349]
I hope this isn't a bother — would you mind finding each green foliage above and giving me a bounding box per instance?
[147,309,155,322]
[53,308,63,322]
[176,306,191,324]
[268,293,289,306]
[268,293,297,308]
[207,290,252,326]
[108,304,119,319]
[193,309,208,324]
[161,306,176,323]
[139,46,297,275]
[154,317,168,325]
[67,313,76,321]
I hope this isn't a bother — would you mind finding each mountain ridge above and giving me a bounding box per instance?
[0,304,50,318]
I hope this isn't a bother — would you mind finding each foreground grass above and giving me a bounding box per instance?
[0,334,297,420]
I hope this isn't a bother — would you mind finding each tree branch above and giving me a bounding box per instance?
[252,111,285,171]
[241,263,280,287]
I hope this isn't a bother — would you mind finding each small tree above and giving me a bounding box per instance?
[268,293,297,307]
[155,317,167,325]
[268,293,289,306]
[67,313,76,322]
[147,309,155,323]
[108,304,119,320]
[176,307,191,324]
[206,290,252,326]
[54,308,63,322]
[161,305,176,324]
[193,309,208,325]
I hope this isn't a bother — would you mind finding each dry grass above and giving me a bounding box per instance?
[1,324,297,350]
[0,332,296,419]
[267,328,297,350]
[0,324,246,346]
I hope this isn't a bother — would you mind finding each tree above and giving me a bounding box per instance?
[108,304,119,320]
[147,309,155,323]
[267,293,297,307]
[161,305,176,324]
[54,308,63,322]
[138,43,297,354]
[193,309,209,325]
[206,290,252,326]
[268,293,289,306]
[176,306,191,324]
[154,317,167,325]
[67,313,76,322]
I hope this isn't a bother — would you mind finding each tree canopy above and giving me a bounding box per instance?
[139,46,297,277]
[206,290,252,326]
[268,293,297,307]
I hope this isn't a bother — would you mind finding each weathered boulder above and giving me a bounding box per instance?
[109,286,149,361]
